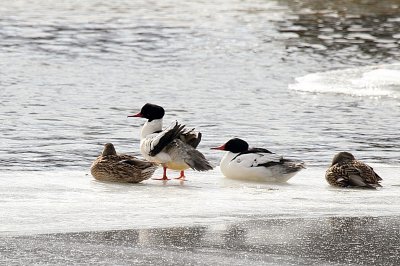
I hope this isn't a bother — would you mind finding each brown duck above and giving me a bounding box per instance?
[325,152,382,189]
[91,143,158,183]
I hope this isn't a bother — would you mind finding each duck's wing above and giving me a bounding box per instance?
[179,128,202,148]
[348,160,382,188]
[142,121,186,157]
[119,158,158,170]
[325,164,350,187]
[232,149,283,168]
[165,139,214,171]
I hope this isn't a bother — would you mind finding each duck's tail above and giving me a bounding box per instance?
[282,159,305,173]
[348,174,382,189]
[185,149,214,171]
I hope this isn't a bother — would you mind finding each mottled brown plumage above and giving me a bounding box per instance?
[325,152,382,189]
[91,143,158,183]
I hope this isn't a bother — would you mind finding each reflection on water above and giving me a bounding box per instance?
[137,227,207,249]
[1,217,399,265]
[278,0,400,63]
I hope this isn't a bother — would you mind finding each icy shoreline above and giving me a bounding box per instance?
[1,166,399,236]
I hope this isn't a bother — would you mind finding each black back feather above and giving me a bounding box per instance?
[149,122,186,156]
[257,160,284,168]
[245,148,273,154]
[232,148,274,161]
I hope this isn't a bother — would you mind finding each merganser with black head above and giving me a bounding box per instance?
[325,152,382,189]
[212,138,305,182]
[128,103,213,180]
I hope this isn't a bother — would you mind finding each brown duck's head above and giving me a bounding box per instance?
[102,143,117,156]
[331,152,356,166]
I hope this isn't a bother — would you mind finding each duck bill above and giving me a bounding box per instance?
[127,112,143,118]
[211,144,225,151]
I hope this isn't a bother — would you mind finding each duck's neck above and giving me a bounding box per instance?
[220,152,237,169]
[141,118,163,139]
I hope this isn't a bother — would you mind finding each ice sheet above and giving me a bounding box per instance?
[1,166,399,236]
[289,64,400,97]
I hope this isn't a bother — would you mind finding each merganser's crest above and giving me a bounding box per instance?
[221,138,249,153]
[216,138,274,156]
[128,103,165,122]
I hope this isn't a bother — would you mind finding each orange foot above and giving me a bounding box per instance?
[174,170,187,181]
[153,167,170,181]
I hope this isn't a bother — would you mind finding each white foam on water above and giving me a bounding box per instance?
[289,64,400,97]
[1,166,399,236]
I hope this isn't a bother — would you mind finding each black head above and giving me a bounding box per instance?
[212,138,249,153]
[331,152,356,166]
[128,103,165,121]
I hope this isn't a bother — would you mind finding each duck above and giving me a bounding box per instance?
[212,138,305,182]
[128,103,213,180]
[91,143,158,183]
[325,152,382,189]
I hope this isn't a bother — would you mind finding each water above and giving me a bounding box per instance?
[1,0,400,263]
[1,0,399,171]
[2,216,400,265]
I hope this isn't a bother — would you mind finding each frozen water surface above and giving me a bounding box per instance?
[1,167,400,265]
[1,166,399,236]
[289,64,400,97]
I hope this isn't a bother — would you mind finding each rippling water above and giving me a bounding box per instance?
[1,0,399,172]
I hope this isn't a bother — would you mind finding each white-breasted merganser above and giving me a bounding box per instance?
[325,152,382,189]
[212,138,304,182]
[128,103,213,180]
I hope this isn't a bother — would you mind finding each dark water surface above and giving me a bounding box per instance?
[1,0,400,172]
[1,216,399,265]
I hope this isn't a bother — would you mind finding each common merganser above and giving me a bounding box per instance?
[91,143,158,183]
[212,138,305,182]
[325,152,382,189]
[128,103,213,180]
